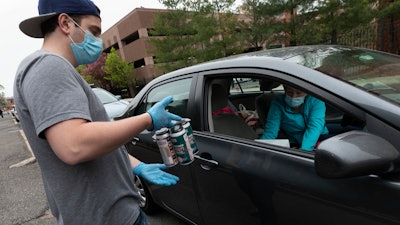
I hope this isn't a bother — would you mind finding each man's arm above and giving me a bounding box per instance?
[45,113,152,165]
[45,96,181,165]
[128,154,142,169]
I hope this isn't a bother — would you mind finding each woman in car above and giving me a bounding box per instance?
[260,85,329,150]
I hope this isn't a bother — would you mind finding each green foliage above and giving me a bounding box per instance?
[378,1,400,18]
[77,65,96,85]
[104,48,135,89]
[0,84,7,109]
[150,0,245,74]
[79,53,110,88]
[0,92,7,109]
[310,0,376,44]
[239,0,377,46]
[76,49,134,95]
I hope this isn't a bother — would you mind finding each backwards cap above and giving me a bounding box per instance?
[19,0,101,38]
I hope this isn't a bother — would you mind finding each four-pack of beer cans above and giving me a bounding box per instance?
[154,118,198,166]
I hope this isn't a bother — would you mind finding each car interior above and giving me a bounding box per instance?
[254,79,283,127]
[209,82,258,139]
[207,76,366,149]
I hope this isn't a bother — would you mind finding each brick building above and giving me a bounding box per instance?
[101,8,167,90]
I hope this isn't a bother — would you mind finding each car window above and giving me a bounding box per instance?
[208,76,365,150]
[230,78,284,95]
[230,78,261,94]
[281,47,400,106]
[92,88,118,104]
[136,78,192,118]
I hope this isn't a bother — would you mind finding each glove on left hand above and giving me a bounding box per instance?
[133,162,179,186]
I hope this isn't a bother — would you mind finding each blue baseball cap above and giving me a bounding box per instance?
[20,0,101,38]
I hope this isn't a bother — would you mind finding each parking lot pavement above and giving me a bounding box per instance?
[0,114,55,225]
[0,113,186,225]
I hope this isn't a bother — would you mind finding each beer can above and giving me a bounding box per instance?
[155,128,178,167]
[170,122,194,165]
[181,118,198,154]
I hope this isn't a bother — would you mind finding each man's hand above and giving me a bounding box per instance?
[133,162,179,186]
[147,96,182,131]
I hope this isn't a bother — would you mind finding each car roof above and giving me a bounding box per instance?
[151,45,400,82]
[140,45,400,130]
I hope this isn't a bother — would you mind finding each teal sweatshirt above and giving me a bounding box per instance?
[260,95,329,151]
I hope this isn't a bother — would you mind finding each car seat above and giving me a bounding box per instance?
[255,80,282,128]
[210,83,258,139]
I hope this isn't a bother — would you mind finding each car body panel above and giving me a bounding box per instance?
[192,132,400,225]
[125,131,201,223]
[92,87,129,119]
[103,100,129,118]
[116,45,400,225]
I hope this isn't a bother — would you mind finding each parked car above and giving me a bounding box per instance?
[91,87,129,119]
[116,45,400,225]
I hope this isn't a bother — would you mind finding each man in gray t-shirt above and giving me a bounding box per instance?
[14,0,181,224]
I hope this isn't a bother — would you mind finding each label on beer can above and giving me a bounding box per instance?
[155,128,178,167]
[170,123,194,165]
[182,118,198,154]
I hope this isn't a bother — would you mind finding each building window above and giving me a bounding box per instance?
[104,43,119,53]
[122,31,140,46]
[134,58,146,68]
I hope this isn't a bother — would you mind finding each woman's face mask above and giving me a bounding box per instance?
[285,95,305,108]
[68,18,103,65]
[284,86,307,108]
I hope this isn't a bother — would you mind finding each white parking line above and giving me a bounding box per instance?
[9,128,36,168]
[19,130,34,157]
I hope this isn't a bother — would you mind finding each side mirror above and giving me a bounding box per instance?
[115,95,122,100]
[315,131,399,178]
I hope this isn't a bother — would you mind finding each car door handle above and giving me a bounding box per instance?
[194,154,218,171]
[131,137,140,145]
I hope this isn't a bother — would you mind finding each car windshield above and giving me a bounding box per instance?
[92,88,118,104]
[258,46,400,105]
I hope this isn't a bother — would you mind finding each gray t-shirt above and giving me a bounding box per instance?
[14,50,140,225]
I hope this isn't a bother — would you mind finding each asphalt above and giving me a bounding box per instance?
[0,113,55,225]
[0,112,187,225]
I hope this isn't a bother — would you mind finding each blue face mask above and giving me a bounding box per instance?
[69,20,103,65]
[285,95,305,108]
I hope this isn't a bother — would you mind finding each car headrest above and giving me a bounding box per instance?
[211,83,229,111]
[259,79,280,91]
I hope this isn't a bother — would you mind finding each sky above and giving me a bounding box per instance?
[0,0,167,98]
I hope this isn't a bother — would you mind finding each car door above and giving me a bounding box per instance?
[191,70,400,225]
[124,76,203,223]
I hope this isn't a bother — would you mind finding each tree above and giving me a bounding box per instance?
[77,49,135,96]
[149,8,199,73]
[209,0,246,57]
[377,0,400,53]
[0,84,7,109]
[103,48,135,96]
[313,0,376,44]
[150,0,243,74]
[79,52,110,88]
[240,0,287,50]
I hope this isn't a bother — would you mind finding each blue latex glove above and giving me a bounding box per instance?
[147,96,182,131]
[133,162,179,186]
